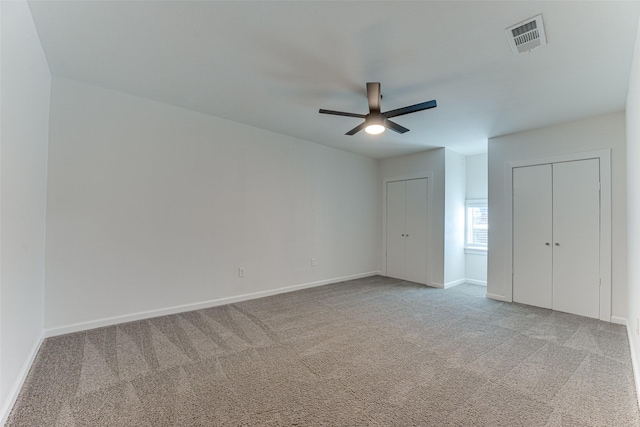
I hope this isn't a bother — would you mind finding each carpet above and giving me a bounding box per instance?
[6,276,639,426]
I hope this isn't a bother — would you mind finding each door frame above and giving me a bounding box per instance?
[382,172,434,286]
[505,149,612,321]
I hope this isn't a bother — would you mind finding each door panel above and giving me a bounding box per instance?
[513,165,553,309]
[386,180,406,280]
[404,178,428,284]
[552,159,600,318]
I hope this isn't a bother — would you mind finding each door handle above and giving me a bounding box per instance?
[555,243,560,246]
[545,242,550,246]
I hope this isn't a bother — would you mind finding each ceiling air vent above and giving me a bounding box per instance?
[506,14,546,55]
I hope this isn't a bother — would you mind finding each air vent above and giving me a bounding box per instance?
[506,14,546,55]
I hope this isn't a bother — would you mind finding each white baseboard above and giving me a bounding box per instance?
[618,317,640,409]
[1,332,44,426]
[486,292,510,302]
[44,271,382,337]
[444,279,466,289]
[430,280,487,289]
[611,316,627,325]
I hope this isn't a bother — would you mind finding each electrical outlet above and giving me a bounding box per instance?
[311,258,316,266]
[238,268,245,278]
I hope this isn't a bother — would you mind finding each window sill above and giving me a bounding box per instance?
[465,248,488,255]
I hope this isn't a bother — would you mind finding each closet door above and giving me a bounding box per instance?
[386,180,406,280]
[404,178,428,284]
[552,159,600,318]
[386,178,428,284]
[513,164,553,309]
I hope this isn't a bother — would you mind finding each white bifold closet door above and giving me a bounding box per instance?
[513,164,553,309]
[386,180,407,281]
[552,159,600,318]
[513,159,600,318]
[386,178,428,285]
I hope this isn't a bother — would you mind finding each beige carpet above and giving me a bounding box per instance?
[6,276,639,426]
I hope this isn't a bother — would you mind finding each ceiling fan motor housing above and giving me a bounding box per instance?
[367,113,385,126]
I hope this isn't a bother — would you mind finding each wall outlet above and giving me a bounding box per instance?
[311,258,316,266]
[238,268,245,278]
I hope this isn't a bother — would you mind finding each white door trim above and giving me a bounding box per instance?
[504,149,612,321]
[382,172,434,286]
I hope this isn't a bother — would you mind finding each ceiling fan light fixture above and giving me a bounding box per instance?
[365,124,385,135]
[365,115,385,135]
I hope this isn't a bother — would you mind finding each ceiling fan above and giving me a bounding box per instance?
[319,82,437,136]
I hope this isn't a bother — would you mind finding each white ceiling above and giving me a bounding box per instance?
[28,1,640,159]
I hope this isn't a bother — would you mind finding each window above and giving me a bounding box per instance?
[465,199,488,252]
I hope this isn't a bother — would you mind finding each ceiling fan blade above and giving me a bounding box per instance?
[345,122,367,136]
[366,82,381,113]
[385,120,410,134]
[383,100,437,119]
[319,109,366,118]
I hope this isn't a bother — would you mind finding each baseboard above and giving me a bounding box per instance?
[444,279,466,289]
[44,271,382,337]
[611,316,628,325]
[431,279,487,288]
[486,292,510,302]
[1,332,44,426]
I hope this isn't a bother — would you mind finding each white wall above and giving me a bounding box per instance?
[626,11,640,403]
[444,150,465,286]
[488,112,627,319]
[0,0,51,421]
[465,153,488,285]
[380,148,445,287]
[466,153,488,199]
[44,77,380,332]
